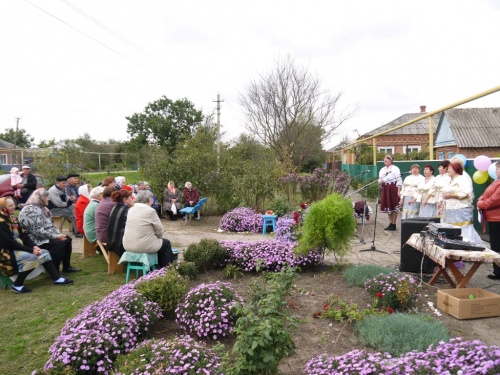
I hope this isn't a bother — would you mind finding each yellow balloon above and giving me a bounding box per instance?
[473,170,489,184]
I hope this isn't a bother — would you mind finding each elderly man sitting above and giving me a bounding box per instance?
[48,175,81,237]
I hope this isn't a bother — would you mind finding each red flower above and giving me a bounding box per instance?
[300,203,307,209]
[292,211,300,225]
[323,303,329,311]
[387,307,395,314]
[376,292,383,298]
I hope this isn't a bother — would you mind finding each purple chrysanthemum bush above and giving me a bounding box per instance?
[220,239,322,272]
[113,335,223,375]
[219,207,263,232]
[175,281,243,340]
[304,337,500,375]
[275,215,297,242]
[44,270,167,375]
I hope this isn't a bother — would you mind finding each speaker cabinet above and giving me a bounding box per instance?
[400,219,437,273]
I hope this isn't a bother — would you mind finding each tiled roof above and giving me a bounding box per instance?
[360,112,441,137]
[444,108,500,148]
[0,139,15,149]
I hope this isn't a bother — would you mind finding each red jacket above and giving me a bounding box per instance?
[74,195,90,234]
[477,180,500,232]
[183,187,199,206]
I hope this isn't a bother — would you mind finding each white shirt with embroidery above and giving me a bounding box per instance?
[400,174,425,198]
[416,176,436,203]
[427,174,451,204]
[441,174,474,209]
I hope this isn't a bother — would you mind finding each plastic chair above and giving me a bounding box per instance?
[262,214,278,235]
[119,252,158,283]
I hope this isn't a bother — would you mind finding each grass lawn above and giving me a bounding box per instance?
[0,253,126,374]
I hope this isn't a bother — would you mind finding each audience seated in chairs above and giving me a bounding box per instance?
[163,181,182,221]
[107,189,135,257]
[48,175,80,237]
[94,186,117,244]
[183,181,200,220]
[0,197,73,294]
[18,188,81,274]
[74,184,92,238]
[144,182,162,219]
[123,190,175,268]
[83,186,104,244]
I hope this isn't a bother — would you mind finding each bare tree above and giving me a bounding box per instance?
[240,56,358,168]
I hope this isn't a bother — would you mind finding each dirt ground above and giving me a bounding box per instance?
[69,203,500,374]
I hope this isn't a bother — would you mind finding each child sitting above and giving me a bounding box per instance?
[10,167,22,199]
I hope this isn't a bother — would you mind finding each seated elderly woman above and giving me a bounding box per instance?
[123,190,174,268]
[163,181,182,221]
[106,189,134,257]
[95,186,117,243]
[18,188,81,273]
[83,186,104,243]
[0,197,73,294]
[74,184,92,237]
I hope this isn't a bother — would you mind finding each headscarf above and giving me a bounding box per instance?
[90,186,104,200]
[78,184,91,200]
[0,197,21,242]
[0,197,12,218]
[25,188,52,218]
[115,176,126,188]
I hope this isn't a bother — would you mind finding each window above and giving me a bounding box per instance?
[448,151,455,159]
[0,154,7,165]
[378,147,394,154]
[438,152,445,160]
[404,145,421,153]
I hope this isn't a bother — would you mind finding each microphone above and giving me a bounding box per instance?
[362,170,370,174]
[400,171,412,176]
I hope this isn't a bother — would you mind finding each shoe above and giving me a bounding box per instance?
[385,224,396,231]
[54,278,74,285]
[487,274,500,280]
[11,286,32,294]
[195,217,200,221]
[63,267,82,273]
[74,233,83,238]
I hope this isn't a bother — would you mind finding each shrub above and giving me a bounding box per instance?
[113,336,223,375]
[45,283,163,374]
[298,193,356,260]
[175,281,242,340]
[222,264,244,279]
[267,194,291,217]
[135,265,189,314]
[355,313,449,356]
[221,240,322,272]
[225,267,299,375]
[318,295,382,323]
[175,260,199,280]
[275,215,297,242]
[343,265,395,287]
[364,272,420,311]
[183,238,228,273]
[219,207,263,233]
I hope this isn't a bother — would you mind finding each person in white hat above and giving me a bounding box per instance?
[18,165,37,204]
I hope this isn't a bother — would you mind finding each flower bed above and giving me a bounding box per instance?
[304,338,500,375]
[219,207,263,233]
[175,281,242,340]
[221,239,322,272]
[275,215,297,242]
[44,271,165,374]
[364,271,420,311]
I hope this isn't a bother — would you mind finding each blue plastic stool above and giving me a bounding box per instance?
[172,248,179,261]
[1,274,13,289]
[262,214,278,235]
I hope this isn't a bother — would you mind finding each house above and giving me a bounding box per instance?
[0,139,16,170]
[356,105,441,158]
[434,108,500,160]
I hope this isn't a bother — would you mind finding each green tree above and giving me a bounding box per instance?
[37,138,56,148]
[126,96,204,153]
[0,127,34,148]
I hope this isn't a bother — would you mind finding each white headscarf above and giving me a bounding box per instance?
[78,184,91,200]
[115,176,126,188]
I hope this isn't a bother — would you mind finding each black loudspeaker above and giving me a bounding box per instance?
[399,219,437,273]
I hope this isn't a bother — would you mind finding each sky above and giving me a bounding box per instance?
[1,0,500,150]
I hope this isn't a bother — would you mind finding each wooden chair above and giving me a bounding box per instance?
[52,216,72,233]
[83,235,97,258]
[96,240,125,274]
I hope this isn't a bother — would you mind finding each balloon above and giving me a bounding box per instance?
[454,154,467,167]
[473,155,491,171]
[473,170,489,184]
[488,162,498,180]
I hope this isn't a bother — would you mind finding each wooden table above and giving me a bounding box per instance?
[406,233,500,288]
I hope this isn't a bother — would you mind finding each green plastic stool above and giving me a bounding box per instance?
[1,274,13,289]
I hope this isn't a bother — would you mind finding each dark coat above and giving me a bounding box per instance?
[107,203,130,256]
[183,187,199,207]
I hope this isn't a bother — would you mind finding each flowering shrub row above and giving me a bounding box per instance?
[113,335,223,375]
[304,338,500,375]
[220,240,322,272]
[364,272,420,311]
[45,278,164,374]
[175,282,242,340]
[219,207,263,233]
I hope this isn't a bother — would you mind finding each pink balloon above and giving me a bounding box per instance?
[474,155,491,171]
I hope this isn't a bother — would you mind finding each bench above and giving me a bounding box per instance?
[52,216,73,233]
[179,197,207,225]
[96,240,125,274]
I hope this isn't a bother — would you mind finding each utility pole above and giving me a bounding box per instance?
[213,93,224,173]
[13,116,21,166]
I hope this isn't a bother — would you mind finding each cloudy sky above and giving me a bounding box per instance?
[1,0,499,149]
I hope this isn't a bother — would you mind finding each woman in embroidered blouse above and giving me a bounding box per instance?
[378,155,401,231]
[425,159,450,217]
[416,164,436,218]
[441,162,483,245]
[399,164,424,219]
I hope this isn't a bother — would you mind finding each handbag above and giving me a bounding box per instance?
[171,204,177,215]
[0,248,18,277]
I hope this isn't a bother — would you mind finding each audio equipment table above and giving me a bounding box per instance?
[406,233,500,288]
